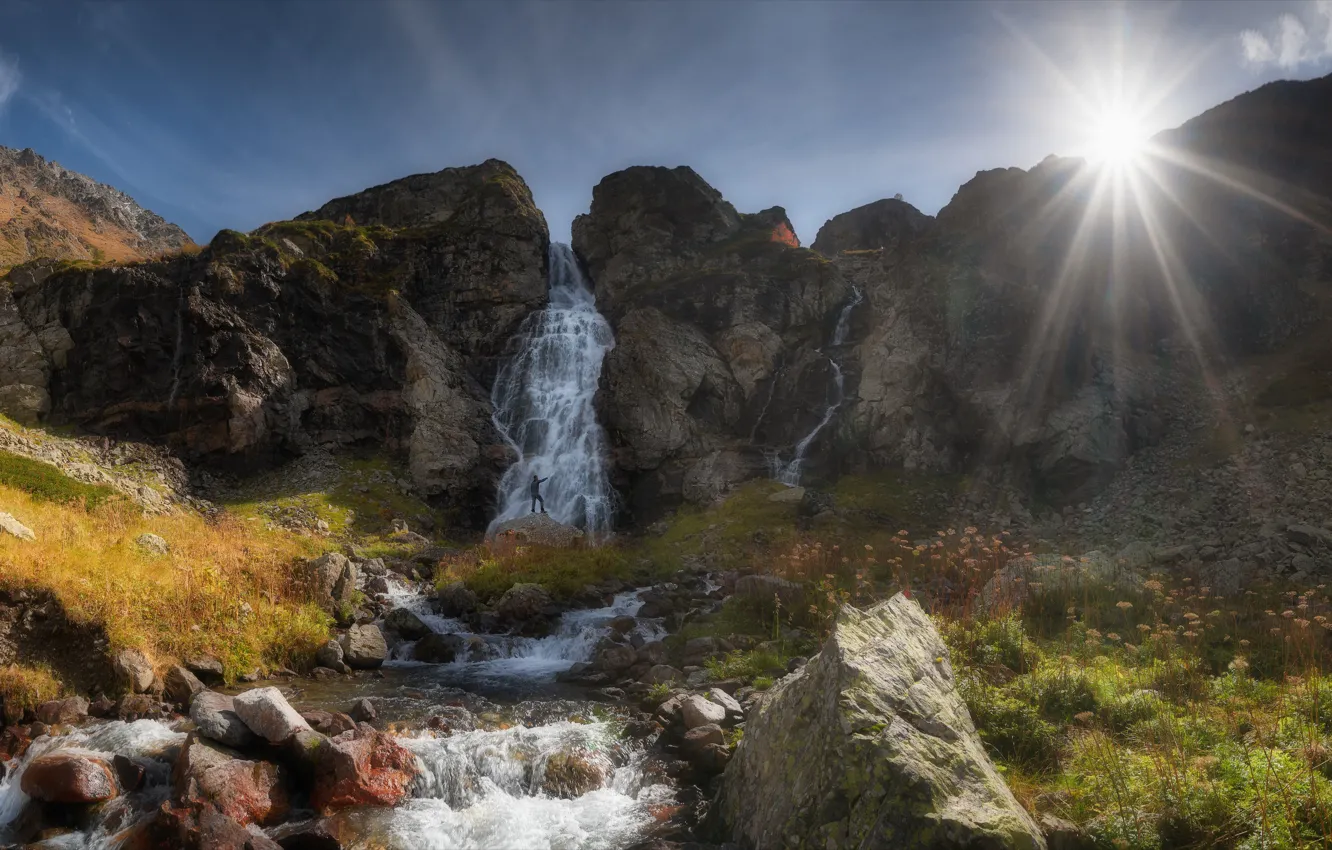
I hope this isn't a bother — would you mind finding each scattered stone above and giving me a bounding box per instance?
[297,552,360,615]
[315,639,344,669]
[495,582,553,630]
[35,696,89,726]
[0,512,35,541]
[112,754,146,793]
[190,691,256,749]
[348,698,377,724]
[366,575,390,595]
[164,665,206,709]
[184,655,226,685]
[1040,813,1095,850]
[174,732,291,826]
[435,581,478,617]
[596,644,638,672]
[636,641,668,666]
[302,710,357,737]
[134,532,170,555]
[682,722,724,749]
[232,687,311,744]
[681,694,727,729]
[113,648,156,693]
[707,687,744,721]
[311,723,419,814]
[413,632,465,663]
[542,750,609,798]
[117,693,166,721]
[716,593,1044,850]
[384,607,432,640]
[339,624,388,669]
[1286,524,1332,547]
[641,664,684,685]
[608,615,636,633]
[20,753,118,803]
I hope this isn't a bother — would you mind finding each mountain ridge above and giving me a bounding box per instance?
[0,146,195,274]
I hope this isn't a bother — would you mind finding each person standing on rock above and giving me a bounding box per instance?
[531,473,549,514]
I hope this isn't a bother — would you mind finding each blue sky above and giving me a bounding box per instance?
[2,0,1331,245]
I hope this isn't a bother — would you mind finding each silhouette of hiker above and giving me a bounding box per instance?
[530,473,548,514]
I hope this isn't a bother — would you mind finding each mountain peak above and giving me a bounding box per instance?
[0,146,195,274]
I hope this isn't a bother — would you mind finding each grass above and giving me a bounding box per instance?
[0,664,62,722]
[0,477,332,682]
[437,536,643,603]
[0,449,120,509]
[640,479,799,573]
[223,453,444,537]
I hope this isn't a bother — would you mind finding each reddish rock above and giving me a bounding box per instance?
[174,733,290,826]
[126,802,283,850]
[20,752,119,803]
[311,723,418,814]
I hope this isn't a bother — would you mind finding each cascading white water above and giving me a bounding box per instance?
[488,244,616,539]
[383,579,666,680]
[771,285,863,486]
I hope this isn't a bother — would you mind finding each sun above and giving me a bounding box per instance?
[1084,105,1149,166]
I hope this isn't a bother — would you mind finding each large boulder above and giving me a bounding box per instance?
[339,624,388,669]
[232,687,311,744]
[311,723,419,814]
[190,691,256,749]
[489,513,585,547]
[715,593,1045,850]
[164,665,206,708]
[20,752,119,803]
[174,732,291,826]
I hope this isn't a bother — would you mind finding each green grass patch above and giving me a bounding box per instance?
[0,663,63,722]
[0,450,120,509]
[640,479,798,573]
[446,544,641,603]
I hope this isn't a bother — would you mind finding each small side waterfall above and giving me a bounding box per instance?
[771,285,863,486]
[488,244,616,538]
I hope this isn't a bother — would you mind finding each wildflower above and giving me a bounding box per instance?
[1116,601,1133,610]
[1229,657,1250,672]
[864,544,873,551]
[1282,610,1296,619]
[1107,633,1122,642]
[1137,624,1152,632]
[1183,631,1198,638]
[1074,711,1096,725]
[1296,619,1311,628]
[1144,580,1163,592]
[1125,643,1138,652]
[1270,628,1283,636]
[1240,639,1251,647]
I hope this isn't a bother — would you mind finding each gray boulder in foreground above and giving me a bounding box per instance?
[715,592,1045,850]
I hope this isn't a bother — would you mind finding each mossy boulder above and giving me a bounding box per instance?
[715,592,1044,850]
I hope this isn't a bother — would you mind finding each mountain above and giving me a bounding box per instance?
[0,146,195,273]
[1,74,1330,536]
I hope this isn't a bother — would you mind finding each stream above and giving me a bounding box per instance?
[0,580,687,850]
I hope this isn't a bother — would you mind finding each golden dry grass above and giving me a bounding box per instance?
[0,663,62,722]
[0,482,332,682]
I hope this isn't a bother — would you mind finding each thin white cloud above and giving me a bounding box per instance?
[0,48,19,108]
[1240,1,1332,69]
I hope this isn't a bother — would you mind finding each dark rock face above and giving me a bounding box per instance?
[0,159,548,525]
[573,167,852,517]
[0,588,115,706]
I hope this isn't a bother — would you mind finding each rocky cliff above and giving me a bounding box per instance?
[0,147,195,273]
[0,159,548,525]
[573,166,852,519]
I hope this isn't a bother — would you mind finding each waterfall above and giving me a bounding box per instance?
[488,244,616,539]
[771,285,863,486]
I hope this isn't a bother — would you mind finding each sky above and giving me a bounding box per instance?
[1,0,1331,246]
